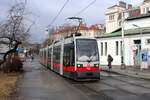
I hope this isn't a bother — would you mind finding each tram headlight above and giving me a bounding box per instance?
[94,64,99,67]
[77,64,83,68]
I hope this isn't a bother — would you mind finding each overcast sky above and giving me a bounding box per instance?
[0,0,143,43]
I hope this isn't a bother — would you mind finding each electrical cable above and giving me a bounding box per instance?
[48,0,69,27]
[74,0,96,16]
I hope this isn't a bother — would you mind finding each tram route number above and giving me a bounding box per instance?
[86,64,91,70]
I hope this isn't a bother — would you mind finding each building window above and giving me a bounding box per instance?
[143,8,145,13]
[101,42,103,56]
[116,41,119,55]
[146,39,150,44]
[120,41,122,56]
[146,7,149,13]
[109,14,115,21]
[119,21,122,26]
[105,42,107,56]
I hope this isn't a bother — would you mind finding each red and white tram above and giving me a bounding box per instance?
[39,35,100,81]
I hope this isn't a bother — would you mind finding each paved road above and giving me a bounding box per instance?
[17,61,150,100]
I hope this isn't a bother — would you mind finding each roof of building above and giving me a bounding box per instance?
[126,13,150,20]
[107,5,119,9]
[89,24,101,30]
[53,24,103,34]
[144,0,150,3]
[96,27,150,38]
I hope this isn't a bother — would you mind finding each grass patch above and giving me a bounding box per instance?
[0,72,20,98]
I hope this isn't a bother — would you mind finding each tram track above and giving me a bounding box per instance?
[66,71,150,100]
[101,71,150,89]
[66,78,141,100]
[99,80,150,100]
[100,79,141,96]
[67,80,114,100]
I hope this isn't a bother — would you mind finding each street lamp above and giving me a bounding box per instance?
[121,12,126,69]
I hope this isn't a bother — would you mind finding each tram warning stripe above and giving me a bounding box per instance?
[38,58,100,72]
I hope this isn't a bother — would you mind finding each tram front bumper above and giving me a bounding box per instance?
[75,71,100,79]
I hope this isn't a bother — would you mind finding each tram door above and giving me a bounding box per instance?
[134,40,141,67]
[63,44,75,75]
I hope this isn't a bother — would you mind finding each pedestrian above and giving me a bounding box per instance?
[107,54,113,71]
[31,54,34,62]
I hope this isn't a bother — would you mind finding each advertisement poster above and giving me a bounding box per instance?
[141,51,148,70]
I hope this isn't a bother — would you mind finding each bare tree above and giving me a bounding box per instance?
[0,0,34,72]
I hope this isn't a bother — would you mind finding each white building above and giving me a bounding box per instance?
[105,1,133,33]
[141,0,150,14]
[97,0,150,67]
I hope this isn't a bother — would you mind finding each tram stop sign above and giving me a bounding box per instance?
[131,45,137,51]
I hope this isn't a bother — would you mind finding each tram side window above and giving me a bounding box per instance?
[63,44,74,66]
[48,48,51,62]
[44,51,46,60]
[43,51,44,58]
[42,51,44,58]
[40,52,41,57]
[45,50,47,60]
[53,46,61,64]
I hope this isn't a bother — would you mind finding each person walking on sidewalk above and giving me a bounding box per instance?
[30,54,34,62]
[107,54,113,71]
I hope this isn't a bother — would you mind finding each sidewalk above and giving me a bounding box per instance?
[101,65,150,80]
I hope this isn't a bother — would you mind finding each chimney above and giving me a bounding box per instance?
[119,1,126,8]
[128,4,132,9]
[144,0,149,2]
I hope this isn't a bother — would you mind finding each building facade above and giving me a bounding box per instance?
[141,0,150,14]
[97,0,150,68]
[105,1,131,33]
[52,24,105,41]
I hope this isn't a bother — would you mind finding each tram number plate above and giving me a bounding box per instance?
[87,64,90,67]
[86,67,91,70]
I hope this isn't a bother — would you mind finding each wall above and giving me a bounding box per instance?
[142,35,150,49]
[141,1,150,14]
[124,17,150,30]
[97,37,122,66]
[105,6,125,33]
[97,34,150,66]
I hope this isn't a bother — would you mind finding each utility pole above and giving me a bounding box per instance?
[121,11,126,69]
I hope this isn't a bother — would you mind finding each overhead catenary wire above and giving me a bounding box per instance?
[74,0,96,16]
[48,0,69,27]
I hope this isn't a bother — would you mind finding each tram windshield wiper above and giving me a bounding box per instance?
[89,52,98,62]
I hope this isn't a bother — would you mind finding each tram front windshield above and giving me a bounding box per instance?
[76,39,99,62]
